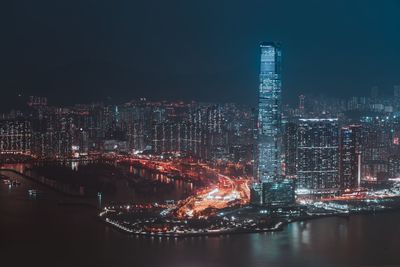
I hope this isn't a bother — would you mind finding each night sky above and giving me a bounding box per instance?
[1,0,400,109]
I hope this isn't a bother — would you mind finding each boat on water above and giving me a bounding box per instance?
[28,189,42,196]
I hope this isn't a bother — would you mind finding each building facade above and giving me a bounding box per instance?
[262,179,295,206]
[0,120,31,154]
[339,125,362,190]
[254,42,282,183]
[297,118,339,193]
[283,120,298,178]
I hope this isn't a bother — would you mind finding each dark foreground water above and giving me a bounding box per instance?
[1,170,400,267]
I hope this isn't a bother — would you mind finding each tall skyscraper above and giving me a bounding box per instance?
[297,118,339,194]
[251,42,291,206]
[339,125,362,190]
[388,155,400,178]
[283,120,298,178]
[0,119,31,155]
[298,95,305,115]
[254,42,282,183]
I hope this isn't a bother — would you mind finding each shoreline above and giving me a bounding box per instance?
[100,205,400,238]
[3,166,400,239]
[100,216,285,238]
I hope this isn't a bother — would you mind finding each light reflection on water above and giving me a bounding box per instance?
[1,168,400,266]
[125,165,195,202]
[1,163,195,204]
[0,163,28,173]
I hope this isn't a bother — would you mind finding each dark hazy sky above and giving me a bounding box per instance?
[1,0,400,108]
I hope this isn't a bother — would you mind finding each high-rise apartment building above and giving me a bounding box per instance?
[0,120,31,154]
[339,125,362,189]
[297,118,339,193]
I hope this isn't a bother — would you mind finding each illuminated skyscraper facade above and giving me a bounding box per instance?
[254,42,282,183]
[339,125,362,189]
[0,120,31,154]
[297,118,339,193]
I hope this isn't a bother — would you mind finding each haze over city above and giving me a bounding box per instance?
[1,0,400,109]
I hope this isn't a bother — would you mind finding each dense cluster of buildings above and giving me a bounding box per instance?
[251,42,400,207]
[0,97,254,163]
[280,97,400,195]
[2,43,400,207]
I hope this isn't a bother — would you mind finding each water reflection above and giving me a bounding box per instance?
[1,162,195,204]
[0,163,28,173]
[124,165,196,202]
[71,161,79,171]
[97,192,102,208]
[1,168,400,266]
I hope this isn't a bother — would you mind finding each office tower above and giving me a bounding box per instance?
[298,95,305,115]
[297,118,339,194]
[119,103,153,152]
[254,42,282,183]
[153,122,181,153]
[283,121,298,177]
[388,155,400,178]
[361,118,390,168]
[0,119,31,154]
[262,179,295,206]
[30,110,73,159]
[73,128,89,155]
[251,42,289,206]
[251,178,295,207]
[339,125,362,190]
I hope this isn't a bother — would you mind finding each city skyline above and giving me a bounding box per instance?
[2,2,400,266]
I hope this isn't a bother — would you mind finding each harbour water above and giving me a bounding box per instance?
[1,169,400,267]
